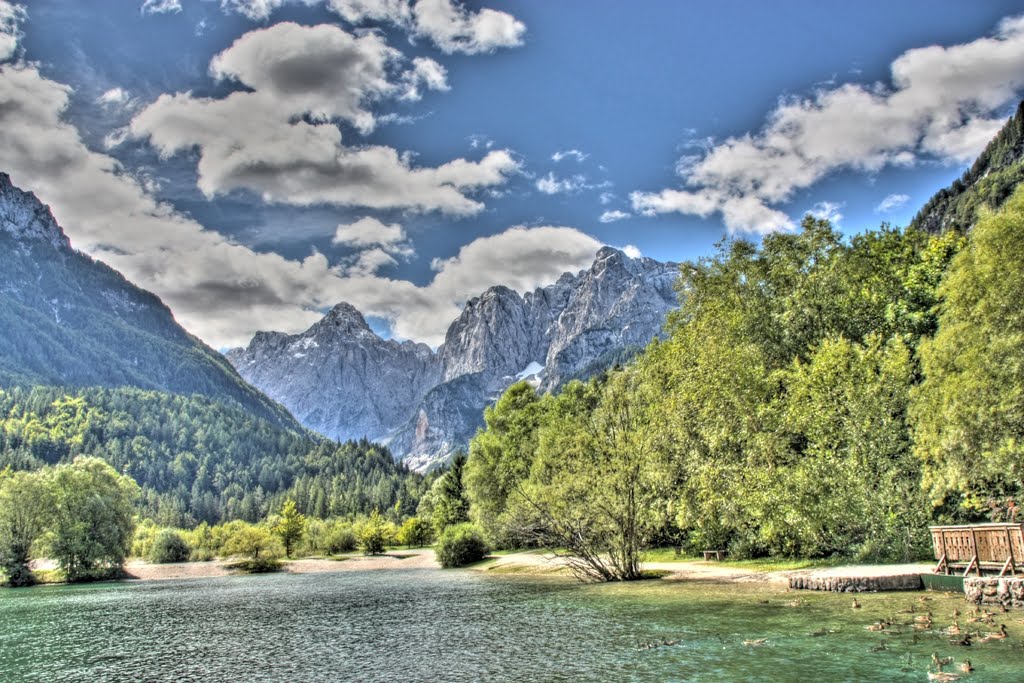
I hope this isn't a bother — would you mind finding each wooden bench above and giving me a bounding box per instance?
[702,550,727,561]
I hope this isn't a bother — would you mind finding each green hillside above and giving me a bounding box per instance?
[0,386,429,527]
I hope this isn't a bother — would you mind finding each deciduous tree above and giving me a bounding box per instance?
[0,469,52,586]
[271,499,306,558]
[47,457,138,582]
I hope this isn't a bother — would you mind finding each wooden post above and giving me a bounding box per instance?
[963,555,978,577]
[939,530,949,574]
[970,528,982,576]
[1006,527,1016,576]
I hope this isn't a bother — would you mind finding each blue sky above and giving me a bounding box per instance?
[3,1,1024,347]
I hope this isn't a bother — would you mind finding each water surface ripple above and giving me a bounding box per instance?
[0,568,1021,682]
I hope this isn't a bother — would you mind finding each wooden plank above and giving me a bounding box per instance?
[963,555,978,577]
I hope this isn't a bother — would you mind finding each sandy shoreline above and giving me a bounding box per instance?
[30,551,933,587]
[478,552,933,586]
[117,549,440,581]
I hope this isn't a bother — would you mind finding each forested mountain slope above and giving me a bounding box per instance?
[0,173,430,525]
[0,386,429,526]
[0,172,296,429]
[912,100,1024,234]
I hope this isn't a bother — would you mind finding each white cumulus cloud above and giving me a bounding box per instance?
[876,193,910,213]
[552,149,588,163]
[0,1,24,61]
[599,210,630,223]
[0,54,607,348]
[346,248,398,276]
[333,216,406,249]
[216,0,525,55]
[810,201,844,225]
[536,172,587,195]
[411,0,525,54]
[333,216,414,269]
[129,22,516,214]
[632,15,1024,234]
[98,87,130,106]
[535,172,609,196]
[141,0,183,14]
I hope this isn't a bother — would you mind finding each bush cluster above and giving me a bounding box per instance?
[436,523,489,568]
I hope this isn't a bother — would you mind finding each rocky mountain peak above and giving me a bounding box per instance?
[230,247,681,471]
[315,301,376,338]
[439,284,543,383]
[0,172,71,251]
[594,245,625,263]
[226,300,443,446]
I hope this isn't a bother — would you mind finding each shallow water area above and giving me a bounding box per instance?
[0,568,1021,682]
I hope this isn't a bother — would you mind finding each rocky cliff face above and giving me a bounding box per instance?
[226,303,440,445]
[229,246,680,470]
[0,173,71,251]
[394,247,679,470]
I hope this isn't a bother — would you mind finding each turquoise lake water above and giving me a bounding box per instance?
[0,569,1021,682]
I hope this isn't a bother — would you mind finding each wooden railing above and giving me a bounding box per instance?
[929,523,1024,577]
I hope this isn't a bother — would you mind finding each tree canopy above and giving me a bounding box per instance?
[465,211,985,578]
[0,386,431,527]
[913,187,1024,514]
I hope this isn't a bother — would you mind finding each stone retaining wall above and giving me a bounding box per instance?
[964,577,1024,608]
[788,574,923,592]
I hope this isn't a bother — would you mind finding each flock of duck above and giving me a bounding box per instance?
[634,593,1015,680]
[859,596,1012,680]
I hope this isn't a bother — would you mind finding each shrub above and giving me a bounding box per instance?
[131,519,159,560]
[358,510,392,555]
[148,530,192,564]
[398,516,433,548]
[186,522,216,560]
[221,525,283,572]
[435,523,489,568]
[325,525,358,554]
[190,547,216,562]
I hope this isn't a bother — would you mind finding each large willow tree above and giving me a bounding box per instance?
[467,374,673,582]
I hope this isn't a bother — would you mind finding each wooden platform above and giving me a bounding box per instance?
[930,523,1024,577]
